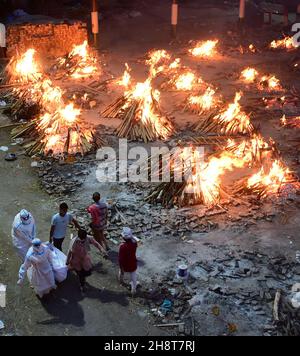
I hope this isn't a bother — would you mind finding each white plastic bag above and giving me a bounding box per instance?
[49,246,68,283]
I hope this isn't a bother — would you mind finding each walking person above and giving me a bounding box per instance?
[118,227,140,297]
[12,209,36,261]
[66,229,106,292]
[87,192,109,254]
[50,203,80,251]
[17,239,57,299]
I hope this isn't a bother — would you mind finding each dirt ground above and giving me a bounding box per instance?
[1,0,300,336]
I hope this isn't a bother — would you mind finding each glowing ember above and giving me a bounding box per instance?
[58,41,99,79]
[249,44,257,53]
[189,40,219,58]
[280,115,300,128]
[270,36,295,50]
[258,75,282,92]
[240,67,259,83]
[247,160,292,197]
[214,92,253,135]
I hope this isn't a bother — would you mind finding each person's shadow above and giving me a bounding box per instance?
[38,273,85,327]
[38,270,131,327]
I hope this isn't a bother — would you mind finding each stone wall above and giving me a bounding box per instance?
[6,20,88,58]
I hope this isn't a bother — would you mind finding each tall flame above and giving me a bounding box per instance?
[247,160,292,196]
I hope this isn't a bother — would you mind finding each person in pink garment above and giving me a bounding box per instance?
[66,229,105,292]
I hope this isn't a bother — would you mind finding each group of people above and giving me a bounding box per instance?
[11,193,140,298]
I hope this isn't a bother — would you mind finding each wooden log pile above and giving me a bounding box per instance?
[6,21,88,58]
[50,41,99,80]
[11,112,104,157]
[102,89,174,143]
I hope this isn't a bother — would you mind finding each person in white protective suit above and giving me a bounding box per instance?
[12,209,37,261]
[18,239,57,299]
[0,23,6,58]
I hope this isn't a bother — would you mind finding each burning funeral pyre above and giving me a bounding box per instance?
[233,160,297,199]
[52,41,100,80]
[0,49,46,118]
[194,92,254,135]
[188,40,219,58]
[0,46,103,157]
[11,102,101,156]
[270,36,296,51]
[146,131,293,208]
[102,78,174,142]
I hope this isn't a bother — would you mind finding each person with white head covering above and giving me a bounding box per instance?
[17,239,57,299]
[12,209,36,261]
[118,227,140,296]
[0,23,6,58]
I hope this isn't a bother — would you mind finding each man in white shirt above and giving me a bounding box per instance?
[50,202,80,251]
[0,23,6,58]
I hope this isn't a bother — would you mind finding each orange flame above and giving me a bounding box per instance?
[188,87,217,112]
[247,160,292,196]
[59,41,99,79]
[117,63,132,88]
[214,92,253,135]
[9,49,43,83]
[189,40,219,58]
[259,75,282,91]
[240,67,259,83]
[270,37,295,50]
[123,79,172,140]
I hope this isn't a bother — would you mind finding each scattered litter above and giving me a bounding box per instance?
[212,306,220,316]
[0,146,8,152]
[0,100,6,107]
[296,251,300,263]
[291,292,300,309]
[177,264,189,279]
[159,299,173,315]
[4,153,17,162]
[228,323,238,333]
[0,320,4,330]
[31,161,39,168]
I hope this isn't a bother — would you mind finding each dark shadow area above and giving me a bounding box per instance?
[85,283,130,307]
[38,273,85,327]
[38,270,131,327]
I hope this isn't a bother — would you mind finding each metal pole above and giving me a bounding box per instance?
[283,6,289,26]
[297,4,300,22]
[171,0,178,39]
[239,0,246,22]
[91,0,99,47]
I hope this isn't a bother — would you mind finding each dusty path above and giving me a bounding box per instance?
[0,119,165,336]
